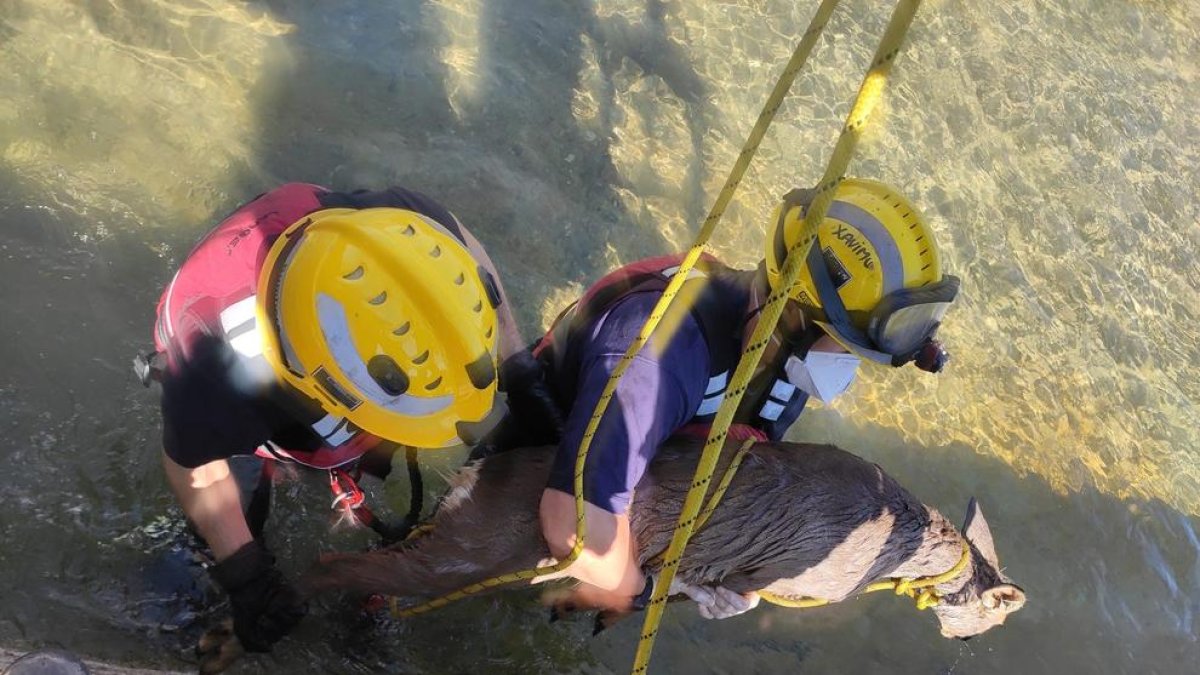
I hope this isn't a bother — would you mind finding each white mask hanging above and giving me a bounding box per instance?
[785,351,861,403]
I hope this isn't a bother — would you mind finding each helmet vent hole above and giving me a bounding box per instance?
[413,350,430,365]
[393,321,411,336]
[402,224,416,236]
[484,326,494,339]
[367,355,409,396]
[465,352,496,389]
[454,273,465,286]
[424,376,443,391]
[430,245,442,258]
[472,300,483,313]
[343,266,364,280]
[368,291,388,305]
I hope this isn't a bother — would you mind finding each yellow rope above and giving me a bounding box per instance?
[759,539,972,611]
[649,443,969,611]
[632,2,923,673]
[388,0,843,621]
[389,10,926,674]
[645,439,755,569]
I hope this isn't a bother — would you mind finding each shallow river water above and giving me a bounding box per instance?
[0,0,1197,673]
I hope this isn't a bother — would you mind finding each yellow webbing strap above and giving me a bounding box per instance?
[632,2,923,673]
[389,0,843,620]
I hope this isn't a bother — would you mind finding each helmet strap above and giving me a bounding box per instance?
[786,322,827,359]
[805,242,875,350]
[772,188,818,270]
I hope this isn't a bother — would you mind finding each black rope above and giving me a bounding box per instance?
[403,446,423,528]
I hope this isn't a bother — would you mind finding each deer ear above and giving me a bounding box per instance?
[962,497,1000,568]
[981,584,1026,613]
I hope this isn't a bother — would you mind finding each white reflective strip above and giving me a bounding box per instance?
[162,270,181,338]
[696,393,724,416]
[769,379,796,402]
[706,371,728,396]
[228,327,264,358]
[259,442,297,462]
[317,293,452,416]
[220,295,258,333]
[660,265,708,281]
[325,421,355,446]
[759,400,785,421]
[312,414,340,437]
[259,441,359,470]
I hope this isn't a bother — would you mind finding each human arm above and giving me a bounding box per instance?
[160,449,305,651]
[158,340,305,652]
[538,488,646,596]
[161,453,252,560]
[538,294,709,597]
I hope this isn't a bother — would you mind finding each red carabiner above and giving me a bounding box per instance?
[329,469,366,511]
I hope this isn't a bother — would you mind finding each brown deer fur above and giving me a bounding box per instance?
[301,439,1024,639]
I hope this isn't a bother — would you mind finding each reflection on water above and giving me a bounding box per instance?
[0,0,1197,673]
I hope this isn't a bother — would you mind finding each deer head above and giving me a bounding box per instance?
[930,498,1026,639]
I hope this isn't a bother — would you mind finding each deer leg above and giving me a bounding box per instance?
[300,454,552,602]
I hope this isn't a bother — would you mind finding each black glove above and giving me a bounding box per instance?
[498,349,564,446]
[210,541,307,653]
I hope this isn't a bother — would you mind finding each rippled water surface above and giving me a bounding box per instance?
[1,0,1197,673]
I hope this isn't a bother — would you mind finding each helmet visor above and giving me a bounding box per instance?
[867,275,960,361]
[812,320,896,364]
[806,237,959,365]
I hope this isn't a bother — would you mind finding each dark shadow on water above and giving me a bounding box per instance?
[242,0,716,331]
[2,0,717,668]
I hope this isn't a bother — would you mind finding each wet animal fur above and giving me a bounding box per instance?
[301,440,1024,639]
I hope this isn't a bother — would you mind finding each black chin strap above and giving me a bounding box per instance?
[784,320,826,360]
[805,241,875,350]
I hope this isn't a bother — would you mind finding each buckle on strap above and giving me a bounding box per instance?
[132,351,167,387]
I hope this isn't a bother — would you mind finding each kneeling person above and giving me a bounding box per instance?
[147,183,533,652]
[535,179,959,619]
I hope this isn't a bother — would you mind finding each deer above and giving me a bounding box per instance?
[299,438,1025,640]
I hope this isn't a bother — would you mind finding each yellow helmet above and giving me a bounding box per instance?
[765,178,959,365]
[257,208,500,448]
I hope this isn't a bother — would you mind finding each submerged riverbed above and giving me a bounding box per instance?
[0,0,1197,673]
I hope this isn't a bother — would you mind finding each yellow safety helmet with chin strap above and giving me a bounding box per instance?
[257,207,501,448]
[765,178,960,366]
